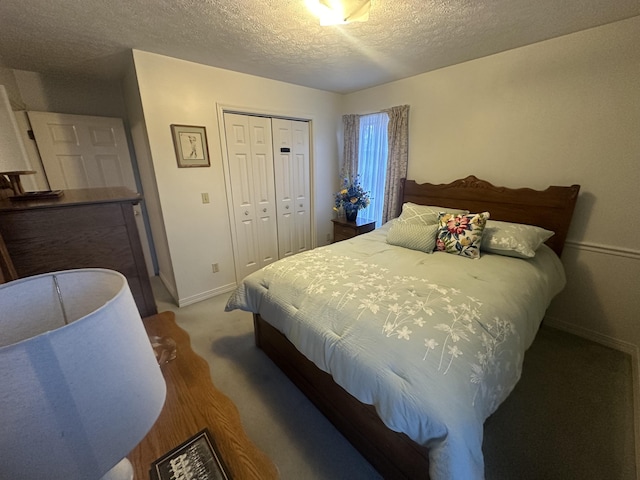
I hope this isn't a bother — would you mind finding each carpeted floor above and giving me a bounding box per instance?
[151,277,637,479]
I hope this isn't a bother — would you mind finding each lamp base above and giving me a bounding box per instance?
[100,458,134,480]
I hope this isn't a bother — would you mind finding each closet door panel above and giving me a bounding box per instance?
[292,120,311,253]
[277,210,295,258]
[224,113,277,279]
[272,118,310,257]
[237,217,259,277]
[272,119,294,258]
[249,117,278,266]
[225,116,257,279]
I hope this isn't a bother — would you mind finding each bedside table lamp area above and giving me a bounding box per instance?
[0,269,167,480]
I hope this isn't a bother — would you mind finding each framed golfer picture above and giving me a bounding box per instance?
[171,124,210,168]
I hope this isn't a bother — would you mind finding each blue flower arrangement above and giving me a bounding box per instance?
[333,175,371,220]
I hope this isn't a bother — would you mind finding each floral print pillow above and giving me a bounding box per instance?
[436,212,490,259]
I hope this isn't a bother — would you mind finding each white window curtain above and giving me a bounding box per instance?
[358,112,389,227]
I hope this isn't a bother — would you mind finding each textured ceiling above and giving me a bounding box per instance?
[0,0,638,94]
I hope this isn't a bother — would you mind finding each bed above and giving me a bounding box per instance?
[225,175,580,479]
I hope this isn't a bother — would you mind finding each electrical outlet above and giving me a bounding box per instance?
[201,193,210,204]
[212,263,219,273]
[326,233,332,242]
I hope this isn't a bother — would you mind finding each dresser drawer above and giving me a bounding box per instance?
[334,224,357,240]
[331,218,376,242]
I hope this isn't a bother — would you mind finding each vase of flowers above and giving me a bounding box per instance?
[333,175,371,222]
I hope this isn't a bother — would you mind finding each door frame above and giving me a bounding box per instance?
[216,103,316,284]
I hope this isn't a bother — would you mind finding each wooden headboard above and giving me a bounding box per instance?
[400,175,580,256]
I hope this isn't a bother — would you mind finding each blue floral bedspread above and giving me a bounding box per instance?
[225,223,565,479]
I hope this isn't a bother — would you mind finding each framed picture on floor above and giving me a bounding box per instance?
[150,429,230,480]
[170,124,210,168]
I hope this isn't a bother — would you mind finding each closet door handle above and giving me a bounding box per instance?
[263,208,267,213]
[285,205,290,210]
[244,211,249,216]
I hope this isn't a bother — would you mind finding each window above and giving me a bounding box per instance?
[358,112,389,227]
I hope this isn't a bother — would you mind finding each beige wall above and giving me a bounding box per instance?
[343,17,640,361]
[12,70,128,118]
[129,50,341,305]
[5,17,637,364]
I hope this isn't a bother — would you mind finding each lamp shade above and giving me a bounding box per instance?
[0,269,166,480]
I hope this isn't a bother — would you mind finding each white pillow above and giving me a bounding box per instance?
[481,220,554,258]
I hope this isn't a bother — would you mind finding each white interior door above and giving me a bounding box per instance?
[27,111,154,276]
[272,118,311,257]
[224,113,278,280]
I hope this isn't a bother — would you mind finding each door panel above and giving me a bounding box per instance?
[225,116,258,280]
[29,113,136,191]
[272,118,311,257]
[96,154,126,186]
[27,111,154,276]
[292,121,311,253]
[272,119,294,258]
[224,113,278,280]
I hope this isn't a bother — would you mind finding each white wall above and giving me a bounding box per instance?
[343,17,640,360]
[130,50,341,305]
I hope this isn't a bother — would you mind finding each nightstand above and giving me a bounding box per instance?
[332,217,376,242]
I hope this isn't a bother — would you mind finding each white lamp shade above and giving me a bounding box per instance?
[0,84,31,172]
[0,269,166,480]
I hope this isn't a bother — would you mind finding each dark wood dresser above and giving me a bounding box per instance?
[0,187,157,318]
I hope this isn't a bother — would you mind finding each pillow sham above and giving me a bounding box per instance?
[386,222,439,254]
[481,220,554,258]
[397,202,469,226]
[436,212,490,259]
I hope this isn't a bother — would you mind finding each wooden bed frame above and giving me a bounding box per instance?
[253,176,580,479]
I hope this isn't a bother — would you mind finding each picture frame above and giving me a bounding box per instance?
[150,429,230,480]
[170,124,211,168]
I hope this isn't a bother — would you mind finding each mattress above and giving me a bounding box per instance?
[226,222,566,479]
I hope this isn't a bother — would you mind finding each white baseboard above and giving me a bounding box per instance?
[177,282,238,307]
[544,315,640,479]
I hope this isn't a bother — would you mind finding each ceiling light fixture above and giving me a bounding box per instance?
[306,0,371,26]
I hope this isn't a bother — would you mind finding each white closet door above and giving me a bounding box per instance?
[224,113,278,280]
[272,118,311,258]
